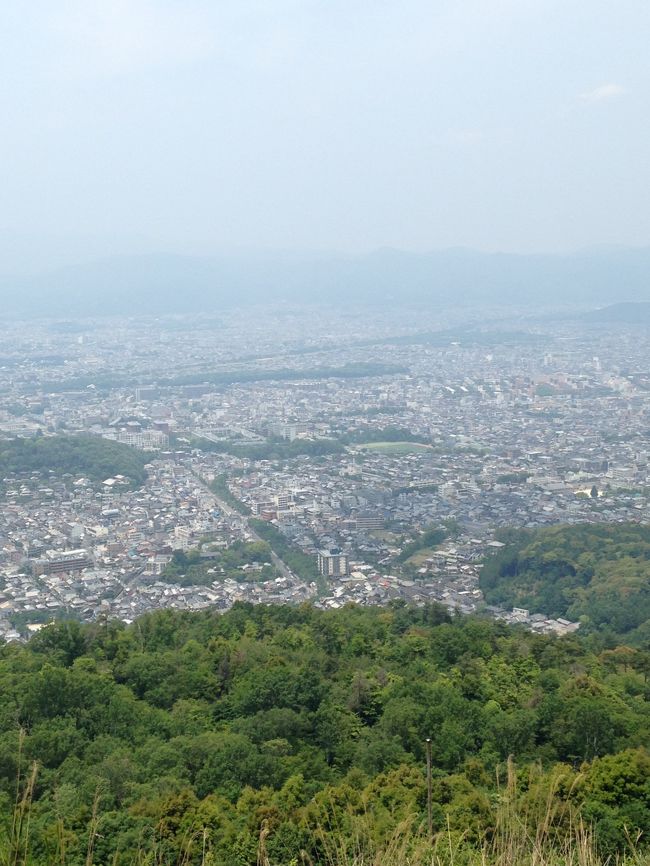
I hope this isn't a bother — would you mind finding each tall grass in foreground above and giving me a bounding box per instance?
[311,821,647,866]
[2,756,648,866]
[310,759,648,866]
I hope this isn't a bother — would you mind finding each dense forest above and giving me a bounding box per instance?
[479,523,650,642]
[1,603,650,864]
[0,435,151,488]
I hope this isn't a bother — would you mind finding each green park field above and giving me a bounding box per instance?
[355,441,432,456]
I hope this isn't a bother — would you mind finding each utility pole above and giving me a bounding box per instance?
[425,737,433,841]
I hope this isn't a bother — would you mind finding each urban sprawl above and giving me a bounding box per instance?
[1,303,646,642]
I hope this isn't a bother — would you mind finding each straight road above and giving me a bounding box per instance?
[194,473,296,581]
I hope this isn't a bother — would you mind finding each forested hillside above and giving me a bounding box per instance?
[1,603,650,864]
[0,434,150,488]
[479,523,650,642]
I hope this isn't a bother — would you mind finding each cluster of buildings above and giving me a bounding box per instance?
[2,305,650,638]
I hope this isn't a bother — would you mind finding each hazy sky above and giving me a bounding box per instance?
[1,0,649,266]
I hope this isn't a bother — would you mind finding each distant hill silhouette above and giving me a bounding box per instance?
[581,301,650,323]
[0,246,649,316]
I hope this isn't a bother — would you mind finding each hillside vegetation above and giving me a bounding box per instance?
[0,434,150,488]
[1,603,650,864]
[480,523,650,641]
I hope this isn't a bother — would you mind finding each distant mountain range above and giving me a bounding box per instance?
[0,246,649,317]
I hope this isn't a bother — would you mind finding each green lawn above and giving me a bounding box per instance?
[405,546,438,566]
[355,441,432,456]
